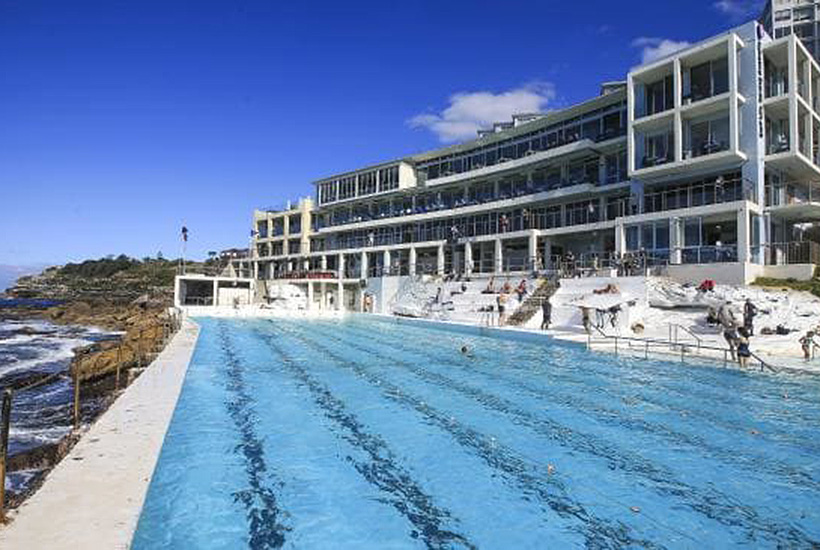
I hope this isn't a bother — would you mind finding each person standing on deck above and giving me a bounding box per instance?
[497,293,508,326]
[581,306,592,334]
[541,298,552,330]
[737,327,752,368]
[743,299,759,336]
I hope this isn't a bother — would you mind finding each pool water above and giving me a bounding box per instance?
[133,316,820,549]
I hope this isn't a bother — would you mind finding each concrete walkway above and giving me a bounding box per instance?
[0,319,200,549]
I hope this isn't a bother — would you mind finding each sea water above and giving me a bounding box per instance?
[133,316,820,549]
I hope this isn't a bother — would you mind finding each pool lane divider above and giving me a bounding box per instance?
[216,321,290,549]
[313,321,818,547]
[248,327,478,550]
[265,321,666,550]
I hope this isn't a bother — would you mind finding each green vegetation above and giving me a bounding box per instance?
[753,269,820,298]
[11,255,214,301]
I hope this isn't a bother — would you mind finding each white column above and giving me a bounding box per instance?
[614,223,626,257]
[360,251,368,279]
[320,255,327,270]
[670,218,683,265]
[737,206,750,263]
[320,282,326,310]
[527,230,538,271]
[338,253,345,279]
[494,238,503,274]
[436,243,445,275]
[789,37,799,156]
[728,37,739,153]
[464,241,473,276]
[409,247,417,276]
[383,249,391,275]
[337,281,343,311]
[212,279,219,306]
[307,281,314,311]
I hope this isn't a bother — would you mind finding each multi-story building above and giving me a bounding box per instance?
[762,0,820,59]
[245,20,820,312]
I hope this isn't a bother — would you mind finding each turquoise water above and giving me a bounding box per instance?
[133,316,820,549]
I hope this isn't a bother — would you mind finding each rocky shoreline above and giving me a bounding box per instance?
[0,294,177,511]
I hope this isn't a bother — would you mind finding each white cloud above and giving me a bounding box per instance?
[713,0,764,22]
[632,37,692,64]
[408,82,557,143]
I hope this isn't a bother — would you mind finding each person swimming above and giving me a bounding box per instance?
[460,345,474,358]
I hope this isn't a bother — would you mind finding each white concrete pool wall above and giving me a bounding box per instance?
[0,319,201,550]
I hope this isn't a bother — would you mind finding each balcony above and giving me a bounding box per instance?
[765,182,820,221]
[760,241,820,265]
[642,176,753,215]
[681,244,738,264]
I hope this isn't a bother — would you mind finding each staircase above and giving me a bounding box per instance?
[506,276,560,327]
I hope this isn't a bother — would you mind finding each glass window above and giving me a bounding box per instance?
[712,57,729,96]
[684,218,702,247]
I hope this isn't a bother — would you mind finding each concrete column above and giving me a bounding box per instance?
[674,58,683,163]
[320,255,327,270]
[669,217,683,265]
[383,249,391,275]
[307,281,314,311]
[464,241,473,276]
[494,238,503,274]
[336,281,343,311]
[320,282,326,310]
[528,230,538,271]
[614,223,626,257]
[737,206,750,263]
[728,36,739,153]
[360,251,369,279]
[437,243,445,275]
[409,247,417,276]
[302,258,309,271]
[212,279,219,307]
[543,239,553,270]
[253,261,259,280]
[789,37,799,156]
[338,253,345,279]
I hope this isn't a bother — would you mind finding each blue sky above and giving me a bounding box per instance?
[0,0,763,267]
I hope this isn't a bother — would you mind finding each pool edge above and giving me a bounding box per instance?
[0,318,201,550]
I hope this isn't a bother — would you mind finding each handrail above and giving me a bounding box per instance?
[668,323,702,350]
[586,330,778,373]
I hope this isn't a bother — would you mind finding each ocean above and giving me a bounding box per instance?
[0,302,114,496]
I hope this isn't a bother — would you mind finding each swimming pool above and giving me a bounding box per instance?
[133,316,820,549]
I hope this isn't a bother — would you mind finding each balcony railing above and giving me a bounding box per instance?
[318,172,625,231]
[757,241,820,265]
[643,178,754,214]
[765,182,820,206]
[681,245,738,264]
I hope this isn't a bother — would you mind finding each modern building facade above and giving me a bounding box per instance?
[762,0,820,59]
[245,20,820,311]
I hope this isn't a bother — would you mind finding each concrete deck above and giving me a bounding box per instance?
[0,319,200,549]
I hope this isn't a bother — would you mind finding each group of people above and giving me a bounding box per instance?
[712,299,757,368]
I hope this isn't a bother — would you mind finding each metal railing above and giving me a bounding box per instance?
[755,241,820,266]
[643,178,755,214]
[680,245,738,264]
[585,329,777,373]
[766,182,820,207]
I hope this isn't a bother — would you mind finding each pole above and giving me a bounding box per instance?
[0,389,11,520]
[115,344,122,390]
[73,365,81,430]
